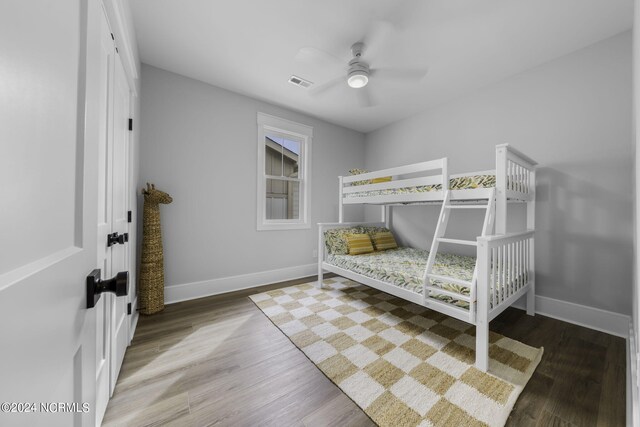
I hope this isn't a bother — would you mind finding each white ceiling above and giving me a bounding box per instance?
[130,0,633,133]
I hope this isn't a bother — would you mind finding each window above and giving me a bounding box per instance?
[257,113,312,230]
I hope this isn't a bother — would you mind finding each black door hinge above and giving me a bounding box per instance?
[128,118,133,131]
[127,302,132,315]
[110,33,114,40]
[127,210,132,223]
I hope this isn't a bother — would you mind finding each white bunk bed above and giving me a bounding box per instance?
[317,144,537,372]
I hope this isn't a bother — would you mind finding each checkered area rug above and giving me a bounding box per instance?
[250,277,543,427]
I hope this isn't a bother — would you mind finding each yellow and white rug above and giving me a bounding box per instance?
[250,277,543,427]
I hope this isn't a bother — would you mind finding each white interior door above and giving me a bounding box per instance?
[109,50,131,394]
[0,1,110,426]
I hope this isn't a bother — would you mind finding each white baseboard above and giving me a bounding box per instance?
[164,263,318,304]
[512,294,630,338]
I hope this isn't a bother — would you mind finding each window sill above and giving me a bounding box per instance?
[257,222,311,231]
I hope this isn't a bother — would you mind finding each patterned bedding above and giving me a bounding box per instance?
[345,174,496,199]
[327,247,476,308]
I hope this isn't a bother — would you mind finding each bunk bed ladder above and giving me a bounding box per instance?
[423,188,496,322]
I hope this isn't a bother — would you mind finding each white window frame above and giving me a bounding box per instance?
[257,112,312,231]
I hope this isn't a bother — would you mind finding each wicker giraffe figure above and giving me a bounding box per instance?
[139,183,173,315]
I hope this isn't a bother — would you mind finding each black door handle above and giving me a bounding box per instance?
[107,232,128,246]
[86,269,129,309]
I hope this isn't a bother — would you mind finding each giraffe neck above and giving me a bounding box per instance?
[141,202,164,262]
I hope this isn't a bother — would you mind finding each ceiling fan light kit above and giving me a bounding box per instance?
[348,68,369,88]
[347,42,370,88]
[347,72,369,89]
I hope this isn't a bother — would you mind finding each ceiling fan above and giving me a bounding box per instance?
[295,21,428,107]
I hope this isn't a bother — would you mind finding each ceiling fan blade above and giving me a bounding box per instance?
[308,76,344,97]
[355,87,374,108]
[372,67,428,81]
[362,20,394,59]
[295,47,344,68]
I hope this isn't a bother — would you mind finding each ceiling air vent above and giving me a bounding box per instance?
[288,75,313,88]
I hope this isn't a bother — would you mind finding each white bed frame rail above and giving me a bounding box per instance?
[495,144,537,233]
[475,230,535,371]
[339,158,448,216]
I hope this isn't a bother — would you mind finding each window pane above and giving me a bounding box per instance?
[265,135,283,176]
[282,139,300,178]
[266,179,300,220]
[265,134,300,177]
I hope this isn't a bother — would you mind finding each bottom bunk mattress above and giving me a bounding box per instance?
[326,247,476,309]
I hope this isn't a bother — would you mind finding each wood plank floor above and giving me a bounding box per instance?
[103,276,626,427]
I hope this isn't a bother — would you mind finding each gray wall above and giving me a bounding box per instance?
[139,64,365,289]
[365,32,633,315]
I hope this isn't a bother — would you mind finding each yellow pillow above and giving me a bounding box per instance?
[346,234,374,255]
[372,231,398,251]
[371,176,392,184]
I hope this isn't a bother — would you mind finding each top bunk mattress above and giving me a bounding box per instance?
[344,174,496,199]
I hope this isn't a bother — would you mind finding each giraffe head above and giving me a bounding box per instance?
[142,183,173,204]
